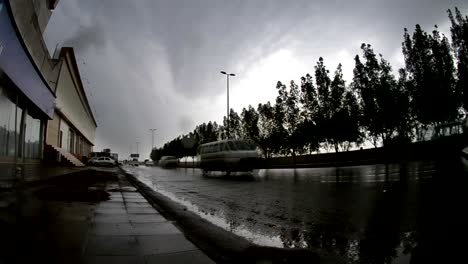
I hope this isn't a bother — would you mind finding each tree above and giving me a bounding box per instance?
[257,102,275,158]
[392,68,414,143]
[241,105,260,142]
[284,80,303,157]
[429,26,458,134]
[300,73,319,121]
[299,73,320,153]
[314,57,332,149]
[328,64,347,152]
[376,55,399,144]
[221,109,242,140]
[272,81,288,154]
[402,24,459,140]
[341,89,362,149]
[352,44,403,146]
[448,7,468,112]
[358,44,381,146]
[194,121,220,144]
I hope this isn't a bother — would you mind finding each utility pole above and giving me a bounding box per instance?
[220,71,235,139]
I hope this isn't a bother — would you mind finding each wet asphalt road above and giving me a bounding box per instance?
[123,159,468,263]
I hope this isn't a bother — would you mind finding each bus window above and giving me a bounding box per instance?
[248,141,257,150]
[228,141,237,150]
[235,141,246,150]
[221,142,228,151]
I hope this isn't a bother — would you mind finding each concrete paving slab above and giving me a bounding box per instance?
[85,235,139,256]
[97,201,126,209]
[107,195,123,199]
[125,202,152,208]
[128,214,166,223]
[144,250,215,264]
[136,234,197,255]
[122,192,143,195]
[123,195,145,200]
[107,197,124,202]
[94,208,127,214]
[91,223,134,236]
[127,207,159,214]
[94,214,129,223]
[133,222,181,235]
[123,198,147,203]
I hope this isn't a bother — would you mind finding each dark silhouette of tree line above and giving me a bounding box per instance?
[151,8,468,161]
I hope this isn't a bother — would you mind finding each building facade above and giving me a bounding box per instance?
[45,47,97,164]
[0,0,58,180]
[1,0,97,182]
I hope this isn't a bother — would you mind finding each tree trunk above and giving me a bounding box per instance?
[291,150,297,167]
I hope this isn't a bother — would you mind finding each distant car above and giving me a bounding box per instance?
[158,156,178,168]
[144,160,154,166]
[89,157,116,167]
[128,159,139,166]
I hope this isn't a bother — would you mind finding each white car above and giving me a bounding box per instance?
[89,157,116,167]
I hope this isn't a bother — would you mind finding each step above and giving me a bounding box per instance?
[48,145,85,167]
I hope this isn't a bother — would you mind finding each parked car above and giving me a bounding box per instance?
[89,157,116,167]
[158,156,178,168]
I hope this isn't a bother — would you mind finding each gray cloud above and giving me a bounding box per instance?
[62,24,107,52]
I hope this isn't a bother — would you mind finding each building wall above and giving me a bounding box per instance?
[8,0,60,92]
[55,59,96,145]
[59,118,69,150]
[45,110,59,146]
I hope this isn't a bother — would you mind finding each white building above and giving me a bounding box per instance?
[45,47,97,166]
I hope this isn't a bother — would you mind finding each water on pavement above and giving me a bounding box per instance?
[123,159,468,263]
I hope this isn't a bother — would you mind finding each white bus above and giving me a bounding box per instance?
[198,139,259,175]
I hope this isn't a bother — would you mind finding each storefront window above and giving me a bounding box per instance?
[24,113,41,159]
[0,85,22,157]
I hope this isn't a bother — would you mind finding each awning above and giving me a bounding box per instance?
[0,0,55,118]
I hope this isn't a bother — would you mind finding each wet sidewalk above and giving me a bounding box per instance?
[84,172,215,264]
[0,168,215,264]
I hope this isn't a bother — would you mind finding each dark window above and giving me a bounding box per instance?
[58,131,63,148]
[228,141,237,151]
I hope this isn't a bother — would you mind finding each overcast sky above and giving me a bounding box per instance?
[44,0,468,159]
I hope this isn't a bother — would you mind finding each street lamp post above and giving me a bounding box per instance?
[149,129,157,150]
[220,71,235,139]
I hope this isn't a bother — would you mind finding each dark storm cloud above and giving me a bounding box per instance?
[62,24,107,52]
[44,0,468,158]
